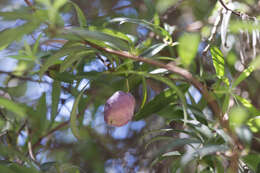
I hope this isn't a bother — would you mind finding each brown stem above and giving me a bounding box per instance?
[0,70,51,84]
[83,41,222,118]
[24,0,36,11]
[218,0,255,20]
[83,40,243,172]
[31,98,93,150]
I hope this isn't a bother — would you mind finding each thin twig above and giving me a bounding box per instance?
[218,0,255,20]
[82,41,244,172]
[83,40,223,122]
[32,120,68,150]
[0,70,51,84]
[25,125,40,166]
[24,0,36,11]
[32,98,92,150]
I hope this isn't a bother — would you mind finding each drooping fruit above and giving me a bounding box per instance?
[104,91,135,127]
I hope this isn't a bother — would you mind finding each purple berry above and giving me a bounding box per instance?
[104,91,135,127]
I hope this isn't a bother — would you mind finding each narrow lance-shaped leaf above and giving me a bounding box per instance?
[135,88,177,120]
[89,26,133,45]
[60,49,95,72]
[210,46,225,78]
[145,136,173,149]
[62,28,129,51]
[210,46,230,85]
[234,94,260,115]
[232,65,254,88]
[51,81,61,122]
[33,33,43,55]
[0,97,28,117]
[39,46,88,78]
[35,93,48,133]
[70,86,87,140]
[70,2,87,27]
[140,43,167,57]
[140,77,147,109]
[109,17,172,43]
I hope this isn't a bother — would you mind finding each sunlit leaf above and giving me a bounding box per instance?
[89,26,133,45]
[234,95,260,115]
[62,27,129,50]
[229,106,249,129]
[210,46,229,85]
[140,43,167,57]
[109,17,172,43]
[247,116,260,132]
[233,66,254,88]
[178,33,200,68]
[140,77,147,109]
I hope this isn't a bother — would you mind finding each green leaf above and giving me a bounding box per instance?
[187,120,214,139]
[33,93,48,135]
[145,136,173,149]
[0,97,28,118]
[243,154,260,172]
[229,106,249,129]
[181,145,228,166]
[60,49,95,72]
[144,0,156,19]
[39,45,88,78]
[62,27,129,50]
[89,26,133,45]
[51,81,61,122]
[210,46,225,78]
[53,0,67,10]
[162,151,181,157]
[196,145,228,158]
[222,94,230,113]
[155,0,179,13]
[247,116,260,132]
[0,9,32,21]
[40,162,57,172]
[161,138,201,155]
[70,86,87,140]
[230,21,260,33]
[33,33,43,55]
[109,17,172,43]
[70,2,87,27]
[0,10,47,48]
[135,88,177,120]
[140,43,167,57]
[234,95,260,115]
[140,77,147,109]
[153,13,160,26]
[0,164,39,173]
[178,33,200,68]
[232,65,254,88]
